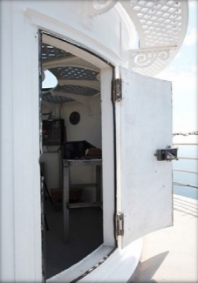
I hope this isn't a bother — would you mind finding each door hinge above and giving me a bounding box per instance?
[113,78,122,102]
[116,212,124,236]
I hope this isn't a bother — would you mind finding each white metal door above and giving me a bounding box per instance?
[116,68,173,248]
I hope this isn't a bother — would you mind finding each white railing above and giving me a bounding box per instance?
[173,140,198,190]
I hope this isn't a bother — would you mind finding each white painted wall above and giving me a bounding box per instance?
[0,1,135,281]
[0,2,42,282]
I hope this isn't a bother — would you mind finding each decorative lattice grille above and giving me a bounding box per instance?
[127,0,184,47]
[51,67,99,80]
[42,92,74,104]
[120,0,187,76]
[42,44,72,62]
[56,85,99,96]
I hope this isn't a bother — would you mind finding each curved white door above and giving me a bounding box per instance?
[116,68,173,248]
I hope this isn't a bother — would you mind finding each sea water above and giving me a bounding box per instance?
[173,145,198,200]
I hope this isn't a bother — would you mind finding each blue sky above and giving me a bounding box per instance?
[157,0,197,143]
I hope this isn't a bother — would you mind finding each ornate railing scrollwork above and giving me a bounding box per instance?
[130,48,172,68]
[89,0,119,16]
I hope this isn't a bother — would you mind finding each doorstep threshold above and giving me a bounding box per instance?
[47,244,114,283]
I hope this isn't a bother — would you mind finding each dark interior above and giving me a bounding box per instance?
[41,40,103,279]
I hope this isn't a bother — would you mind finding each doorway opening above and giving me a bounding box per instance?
[40,33,115,281]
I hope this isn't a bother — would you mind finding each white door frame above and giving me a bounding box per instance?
[41,32,116,282]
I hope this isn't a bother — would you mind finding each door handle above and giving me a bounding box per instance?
[154,147,178,161]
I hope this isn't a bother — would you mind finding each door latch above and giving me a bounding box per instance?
[155,147,178,161]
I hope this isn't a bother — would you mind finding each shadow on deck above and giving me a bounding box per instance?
[129,194,198,283]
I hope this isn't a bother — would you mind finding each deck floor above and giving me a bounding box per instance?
[44,200,103,279]
[130,194,198,282]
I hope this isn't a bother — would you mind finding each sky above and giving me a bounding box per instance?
[157,0,198,143]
